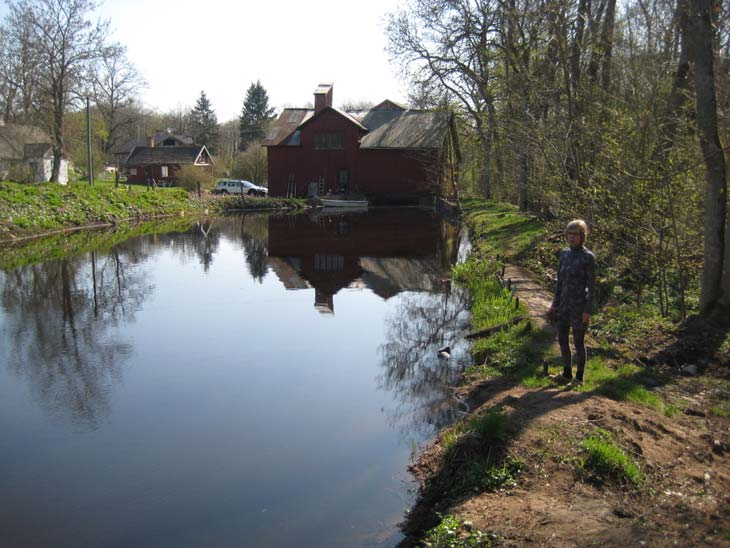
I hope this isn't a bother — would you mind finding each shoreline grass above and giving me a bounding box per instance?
[0,180,302,242]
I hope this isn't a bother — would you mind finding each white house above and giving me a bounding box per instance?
[0,119,69,183]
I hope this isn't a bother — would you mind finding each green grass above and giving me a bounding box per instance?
[438,409,523,496]
[458,455,524,494]
[565,355,677,416]
[442,409,509,454]
[423,514,495,548]
[460,200,545,259]
[0,180,301,240]
[456,201,557,385]
[591,304,674,345]
[711,402,730,418]
[579,428,643,486]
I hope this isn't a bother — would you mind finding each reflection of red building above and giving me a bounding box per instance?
[262,83,460,205]
[267,209,458,313]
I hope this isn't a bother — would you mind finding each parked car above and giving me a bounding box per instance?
[214,179,268,196]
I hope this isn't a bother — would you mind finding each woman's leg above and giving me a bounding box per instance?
[557,322,572,378]
[573,327,586,381]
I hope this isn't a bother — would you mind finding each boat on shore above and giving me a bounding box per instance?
[320,197,368,208]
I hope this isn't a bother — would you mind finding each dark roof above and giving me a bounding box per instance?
[261,109,312,147]
[124,145,210,166]
[24,143,53,158]
[0,123,51,160]
[359,110,452,150]
[262,102,453,150]
[111,132,194,155]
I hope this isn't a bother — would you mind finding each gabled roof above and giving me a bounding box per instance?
[0,123,51,160]
[111,132,194,155]
[293,106,368,134]
[124,145,213,166]
[262,101,454,151]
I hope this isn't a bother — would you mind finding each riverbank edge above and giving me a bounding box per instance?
[0,181,304,244]
[399,200,730,548]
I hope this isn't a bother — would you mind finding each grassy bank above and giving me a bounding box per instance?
[0,180,302,242]
[408,200,730,547]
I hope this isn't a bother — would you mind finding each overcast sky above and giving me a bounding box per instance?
[92,0,409,121]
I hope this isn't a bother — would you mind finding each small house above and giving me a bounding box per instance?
[122,142,213,185]
[262,83,460,204]
[0,119,69,183]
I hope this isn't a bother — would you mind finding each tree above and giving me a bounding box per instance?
[0,13,40,123]
[5,0,109,183]
[387,0,501,199]
[688,0,729,320]
[91,45,146,155]
[238,80,275,151]
[190,90,219,155]
[232,141,268,184]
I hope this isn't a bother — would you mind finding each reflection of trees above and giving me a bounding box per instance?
[195,219,220,272]
[378,286,472,438]
[238,214,269,283]
[161,220,222,272]
[0,242,152,428]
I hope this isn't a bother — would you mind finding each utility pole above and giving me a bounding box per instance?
[86,96,94,186]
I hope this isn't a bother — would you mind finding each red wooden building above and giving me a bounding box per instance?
[262,83,460,204]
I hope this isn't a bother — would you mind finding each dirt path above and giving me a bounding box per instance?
[503,264,555,333]
[401,264,730,548]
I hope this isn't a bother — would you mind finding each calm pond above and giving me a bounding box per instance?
[0,208,471,548]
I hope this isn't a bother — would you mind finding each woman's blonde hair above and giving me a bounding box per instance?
[565,219,589,244]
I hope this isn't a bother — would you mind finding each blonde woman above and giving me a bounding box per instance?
[548,220,596,385]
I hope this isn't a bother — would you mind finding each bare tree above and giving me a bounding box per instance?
[91,44,146,154]
[387,0,500,198]
[0,13,40,123]
[6,0,109,182]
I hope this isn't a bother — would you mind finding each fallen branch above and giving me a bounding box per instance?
[465,316,525,340]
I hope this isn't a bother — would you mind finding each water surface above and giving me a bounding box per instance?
[0,208,470,548]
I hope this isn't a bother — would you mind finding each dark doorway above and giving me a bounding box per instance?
[337,169,350,193]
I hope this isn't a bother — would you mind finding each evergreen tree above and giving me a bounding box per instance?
[190,90,219,154]
[239,80,275,151]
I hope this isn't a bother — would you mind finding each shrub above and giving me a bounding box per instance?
[175,164,213,193]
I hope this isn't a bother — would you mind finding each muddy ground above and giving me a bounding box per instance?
[400,265,730,548]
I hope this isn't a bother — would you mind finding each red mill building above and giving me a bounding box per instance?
[262,83,460,205]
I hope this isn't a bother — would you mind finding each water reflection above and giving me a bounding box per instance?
[266,208,471,435]
[267,208,459,313]
[378,288,472,437]
[0,246,151,427]
[0,209,470,548]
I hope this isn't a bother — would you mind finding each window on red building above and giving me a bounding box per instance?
[313,133,344,150]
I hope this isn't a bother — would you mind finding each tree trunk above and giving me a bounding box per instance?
[477,115,493,199]
[570,0,588,92]
[652,0,691,318]
[599,0,617,91]
[689,0,728,318]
